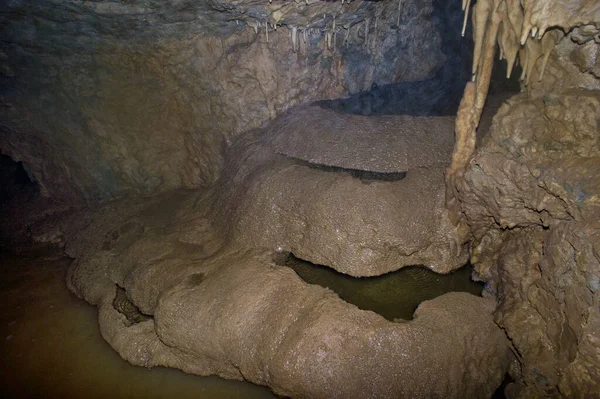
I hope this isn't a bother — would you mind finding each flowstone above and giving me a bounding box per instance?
[59,105,511,398]
[65,197,511,399]
[213,106,468,276]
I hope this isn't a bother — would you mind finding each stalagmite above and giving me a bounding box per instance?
[449,82,477,171]
[265,21,269,43]
[326,31,332,50]
[364,19,370,48]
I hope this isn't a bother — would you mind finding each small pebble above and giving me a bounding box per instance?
[8,320,16,326]
[6,335,13,341]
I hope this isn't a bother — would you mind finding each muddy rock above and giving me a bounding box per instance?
[454,90,600,397]
[66,205,511,398]
[213,106,467,276]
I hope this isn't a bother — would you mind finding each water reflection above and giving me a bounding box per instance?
[0,253,275,399]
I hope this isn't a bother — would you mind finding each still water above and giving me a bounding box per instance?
[280,253,484,321]
[0,253,276,399]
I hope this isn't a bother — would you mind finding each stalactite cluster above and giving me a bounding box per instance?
[447,0,600,242]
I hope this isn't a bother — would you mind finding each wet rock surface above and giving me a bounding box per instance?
[215,106,467,276]
[269,106,455,172]
[59,188,511,399]
[36,104,513,398]
[454,90,600,397]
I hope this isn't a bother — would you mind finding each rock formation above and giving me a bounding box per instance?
[213,106,467,276]
[2,0,599,398]
[62,186,510,399]
[446,0,600,396]
[0,0,444,203]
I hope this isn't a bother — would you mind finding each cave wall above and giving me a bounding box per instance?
[0,0,445,204]
[447,0,600,396]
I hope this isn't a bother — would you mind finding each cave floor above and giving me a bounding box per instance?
[0,252,275,399]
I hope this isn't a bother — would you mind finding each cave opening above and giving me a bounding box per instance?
[274,251,483,321]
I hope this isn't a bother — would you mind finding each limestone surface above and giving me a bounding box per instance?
[61,188,511,399]
[214,106,467,276]
[269,106,456,172]
[454,90,600,397]
[0,0,444,204]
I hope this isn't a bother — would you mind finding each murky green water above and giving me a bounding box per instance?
[0,253,276,399]
[280,253,483,321]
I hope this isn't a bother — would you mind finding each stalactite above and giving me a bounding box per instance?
[539,30,564,81]
[344,25,351,47]
[461,0,472,37]
[471,0,493,78]
[446,0,590,239]
[291,26,298,52]
[397,0,403,27]
[265,21,269,43]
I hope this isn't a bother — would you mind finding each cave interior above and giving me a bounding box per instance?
[1,0,599,398]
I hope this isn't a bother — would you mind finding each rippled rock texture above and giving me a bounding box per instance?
[0,0,444,203]
[454,90,600,397]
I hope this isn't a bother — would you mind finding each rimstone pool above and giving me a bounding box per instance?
[276,252,484,321]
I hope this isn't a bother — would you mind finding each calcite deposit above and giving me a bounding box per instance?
[446,0,600,396]
[62,189,510,399]
[214,106,467,276]
[49,103,510,398]
[2,0,599,398]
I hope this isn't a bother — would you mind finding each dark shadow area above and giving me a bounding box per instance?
[282,154,407,181]
[0,153,71,254]
[315,0,521,117]
[492,373,515,399]
[0,153,38,204]
[275,252,483,321]
[315,0,472,116]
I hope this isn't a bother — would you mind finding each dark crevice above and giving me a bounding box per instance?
[274,252,483,321]
[113,286,153,326]
[492,373,515,399]
[0,153,38,204]
[281,154,407,182]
